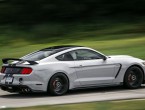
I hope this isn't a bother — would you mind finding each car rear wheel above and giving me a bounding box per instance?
[124,66,143,89]
[48,73,69,96]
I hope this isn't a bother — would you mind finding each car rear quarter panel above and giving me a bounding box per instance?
[33,61,79,91]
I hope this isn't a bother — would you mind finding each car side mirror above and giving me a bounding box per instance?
[102,56,107,61]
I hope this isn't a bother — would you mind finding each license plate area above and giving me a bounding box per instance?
[5,75,14,84]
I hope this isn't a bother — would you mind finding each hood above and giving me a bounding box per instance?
[108,55,134,59]
[108,55,144,63]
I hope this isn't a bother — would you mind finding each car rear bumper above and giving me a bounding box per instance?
[0,84,32,93]
[0,83,46,93]
[0,73,47,92]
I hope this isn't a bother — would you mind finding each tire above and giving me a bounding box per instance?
[124,66,143,89]
[18,92,27,95]
[48,73,69,96]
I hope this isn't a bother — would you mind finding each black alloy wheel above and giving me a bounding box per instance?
[48,73,69,96]
[124,66,143,89]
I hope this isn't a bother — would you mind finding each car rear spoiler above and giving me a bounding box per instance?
[2,58,38,65]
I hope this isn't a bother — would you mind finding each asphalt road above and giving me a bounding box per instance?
[1,85,145,108]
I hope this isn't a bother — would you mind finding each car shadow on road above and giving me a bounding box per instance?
[0,85,145,99]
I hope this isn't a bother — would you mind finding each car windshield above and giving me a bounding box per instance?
[21,50,53,61]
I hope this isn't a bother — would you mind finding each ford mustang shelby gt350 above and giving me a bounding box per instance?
[0,45,145,95]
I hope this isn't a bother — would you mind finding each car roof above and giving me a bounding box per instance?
[40,45,83,51]
[39,45,84,55]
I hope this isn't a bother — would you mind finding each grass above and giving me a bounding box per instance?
[2,99,145,110]
[0,35,145,65]
[0,21,145,65]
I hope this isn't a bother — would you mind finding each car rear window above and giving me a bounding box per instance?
[21,50,53,61]
[21,47,73,61]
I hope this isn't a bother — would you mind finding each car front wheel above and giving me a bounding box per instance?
[124,66,143,89]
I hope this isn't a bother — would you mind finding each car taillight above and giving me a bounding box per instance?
[1,67,6,73]
[21,68,32,74]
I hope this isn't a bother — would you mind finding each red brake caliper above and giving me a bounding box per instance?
[128,74,132,82]
[53,80,57,88]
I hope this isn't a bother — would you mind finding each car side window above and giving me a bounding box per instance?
[70,49,104,60]
[56,52,74,61]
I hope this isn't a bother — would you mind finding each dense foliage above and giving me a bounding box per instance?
[0,0,145,24]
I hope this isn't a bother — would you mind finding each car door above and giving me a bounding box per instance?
[70,49,116,86]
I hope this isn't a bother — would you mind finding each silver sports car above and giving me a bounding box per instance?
[0,45,145,95]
